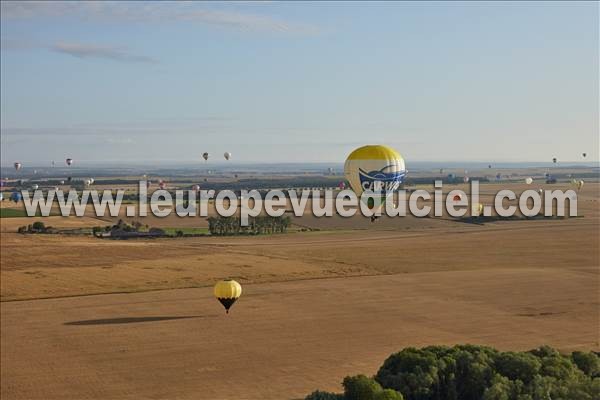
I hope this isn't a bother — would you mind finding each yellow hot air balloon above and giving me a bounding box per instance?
[344,145,406,216]
[473,203,484,217]
[344,145,406,196]
[214,280,242,313]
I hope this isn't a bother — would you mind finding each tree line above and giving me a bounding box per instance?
[305,345,599,400]
[207,215,291,236]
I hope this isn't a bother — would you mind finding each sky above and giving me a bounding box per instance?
[1,1,598,165]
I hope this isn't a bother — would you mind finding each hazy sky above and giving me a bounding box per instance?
[1,1,598,165]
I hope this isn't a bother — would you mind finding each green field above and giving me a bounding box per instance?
[0,208,58,218]
[162,227,210,235]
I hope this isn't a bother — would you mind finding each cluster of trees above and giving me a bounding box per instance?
[207,215,291,235]
[305,345,599,400]
[17,221,49,233]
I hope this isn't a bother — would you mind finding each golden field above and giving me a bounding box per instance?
[1,181,598,399]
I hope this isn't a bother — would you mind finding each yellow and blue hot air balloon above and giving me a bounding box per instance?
[344,145,406,197]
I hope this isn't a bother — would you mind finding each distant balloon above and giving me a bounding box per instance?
[202,152,209,162]
[159,180,166,190]
[84,179,91,186]
[488,165,492,169]
[338,181,346,190]
[495,173,501,181]
[14,162,22,171]
[577,180,584,191]
[552,157,557,164]
[474,203,484,217]
[66,158,73,166]
[192,184,200,192]
[463,176,470,183]
[11,191,22,203]
[525,177,533,185]
[582,153,587,158]
[214,280,242,314]
[224,152,231,161]
[89,178,94,184]
[31,184,38,190]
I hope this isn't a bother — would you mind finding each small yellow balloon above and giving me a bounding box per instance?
[214,280,242,314]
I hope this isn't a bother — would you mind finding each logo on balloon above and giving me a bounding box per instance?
[358,165,406,192]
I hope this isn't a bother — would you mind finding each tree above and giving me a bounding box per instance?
[571,352,600,378]
[344,375,383,400]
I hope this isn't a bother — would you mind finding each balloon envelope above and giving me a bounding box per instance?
[214,280,242,313]
[224,152,231,161]
[66,158,73,166]
[202,153,209,161]
[525,177,533,185]
[343,145,406,197]
[14,162,22,171]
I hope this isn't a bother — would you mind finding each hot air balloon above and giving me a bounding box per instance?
[463,176,470,183]
[488,165,492,169]
[14,162,22,172]
[338,181,346,190]
[31,184,39,190]
[89,178,94,185]
[525,177,533,185]
[224,152,231,161]
[495,173,501,181]
[159,180,166,190]
[214,279,242,314]
[192,184,200,192]
[11,191,22,203]
[552,157,557,164]
[582,153,587,158]
[66,158,73,166]
[577,180,584,191]
[84,179,91,186]
[344,145,406,197]
[202,152,209,162]
[474,203,484,217]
